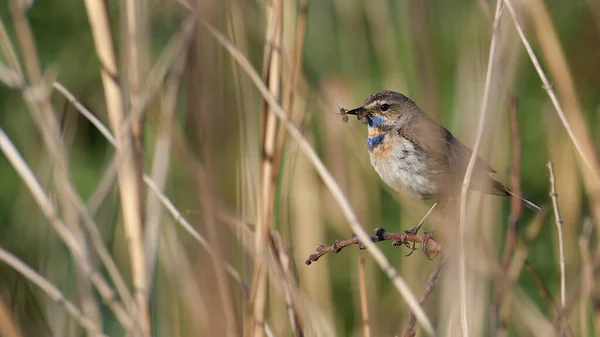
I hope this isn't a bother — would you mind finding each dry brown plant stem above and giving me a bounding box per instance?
[53,81,249,295]
[0,246,107,337]
[1,40,136,329]
[201,21,435,336]
[0,296,22,337]
[577,219,594,337]
[0,127,133,331]
[0,17,23,77]
[523,261,575,337]
[495,211,549,335]
[0,50,136,336]
[82,0,149,334]
[7,1,103,332]
[504,0,600,213]
[267,234,304,336]
[547,161,567,336]
[249,1,284,336]
[143,47,187,281]
[553,251,600,330]
[305,229,441,265]
[184,29,238,336]
[402,259,446,337]
[124,0,148,221]
[270,2,310,333]
[54,80,261,334]
[358,258,371,337]
[524,261,559,315]
[523,0,600,237]
[522,261,577,337]
[492,96,524,335]
[271,0,310,192]
[459,1,504,335]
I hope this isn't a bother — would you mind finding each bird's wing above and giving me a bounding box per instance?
[400,115,496,175]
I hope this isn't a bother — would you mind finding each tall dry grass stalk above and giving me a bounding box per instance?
[0,246,106,337]
[0,126,133,331]
[358,257,371,337]
[458,1,504,335]
[248,1,283,336]
[82,1,149,335]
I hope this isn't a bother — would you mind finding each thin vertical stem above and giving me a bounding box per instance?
[249,1,283,337]
[0,247,108,337]
[403,259,446,337]
[358,258,371,337]
[547,161,566,336]
[0,127,133,331]
[503,0,600,187]
[459,1,504,336]
[82,0,149,335]
[577,218,593,337]
[8,1,103,334]
[0,296,23,337]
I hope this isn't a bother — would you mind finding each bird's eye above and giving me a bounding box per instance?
[380,103,390,112]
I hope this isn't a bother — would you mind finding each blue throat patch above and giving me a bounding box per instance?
[367,133,386,151]
[367,115,386,127]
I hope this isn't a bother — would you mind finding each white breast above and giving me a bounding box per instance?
[369,135,437,199]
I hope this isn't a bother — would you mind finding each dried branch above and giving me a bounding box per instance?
[577,218,594,337]
[53,81,248,294]
[267,233,304,336]
[270,0,311,208]
[7,0,104,331]
[523,261,575,337]
[0,127,133,331]
[547,161,567,336]
[49,84,135,318]
[82,0,149,334]
[553,252,600,329]
[504,0,600,187]
[459,1,504,335]
[402,259,446,337]
[547,162,566,308]
[492,95,524,335]
[0,296,22,337]
[54,16,195,331]
[492,210,549,335]
[305,228,442,265]
[524,261,559,315]
[358,258,371,337]
[56,80,258,337]
[0,16,23,77]
[0,246,108,337]
[249,1,284,336]
[143,33,188,286]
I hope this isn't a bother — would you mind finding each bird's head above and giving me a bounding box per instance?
[346,90,418,129]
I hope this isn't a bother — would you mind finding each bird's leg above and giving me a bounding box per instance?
[405,202,438,236]
[403,202,438,256]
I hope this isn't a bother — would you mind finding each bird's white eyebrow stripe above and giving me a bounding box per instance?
[365,100,382,110]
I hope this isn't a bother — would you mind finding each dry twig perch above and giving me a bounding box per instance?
[305,228,442,265]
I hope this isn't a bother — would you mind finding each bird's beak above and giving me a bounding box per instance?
[345,106,367,116]
[345,106,372,125]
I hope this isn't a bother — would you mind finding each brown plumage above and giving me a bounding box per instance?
[347,90,540,212]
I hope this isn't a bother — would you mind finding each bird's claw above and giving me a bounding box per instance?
[421,231,439,260]
[404,241,418,256]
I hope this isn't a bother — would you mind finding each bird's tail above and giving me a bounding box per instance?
[492,180,541,212]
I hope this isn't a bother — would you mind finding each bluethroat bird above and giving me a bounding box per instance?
[345,90,540,235]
